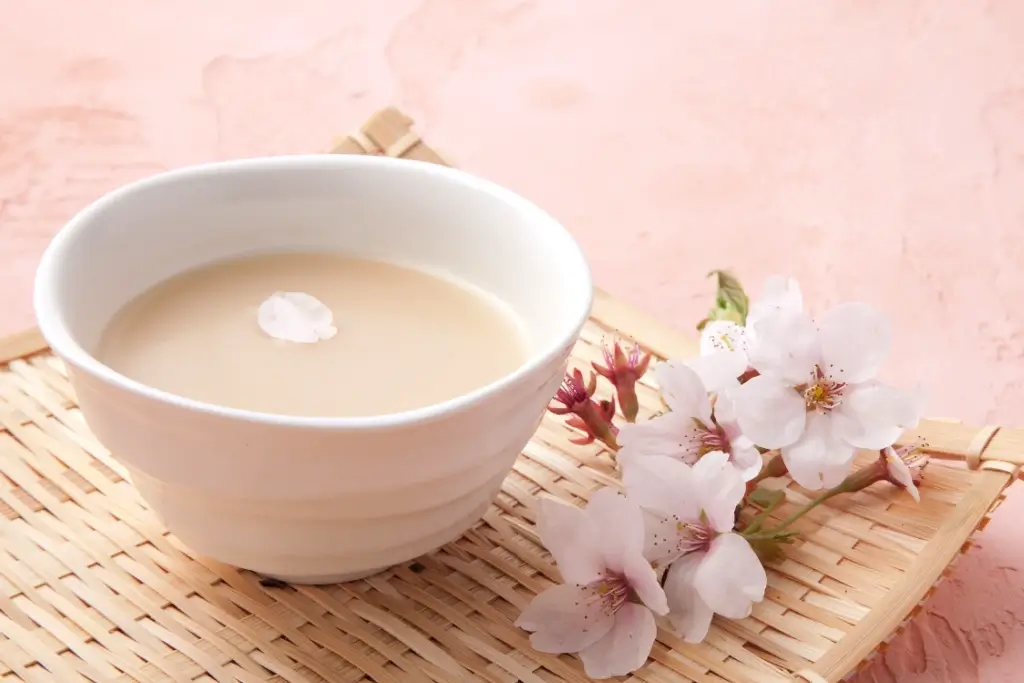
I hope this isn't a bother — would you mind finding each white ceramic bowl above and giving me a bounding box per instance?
[34,155,592,584]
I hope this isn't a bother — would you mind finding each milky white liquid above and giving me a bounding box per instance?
[96,252,530,417]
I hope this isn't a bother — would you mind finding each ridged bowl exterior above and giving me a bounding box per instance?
[65,330,574,583]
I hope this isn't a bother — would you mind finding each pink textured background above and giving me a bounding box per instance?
[1,1,1022,680]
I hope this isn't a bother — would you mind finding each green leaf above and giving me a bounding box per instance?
[747,534,798,565]
[711,307,744,325]
[707,270,750,325]
[748,487,785,509]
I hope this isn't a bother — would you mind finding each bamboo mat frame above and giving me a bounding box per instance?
[0,107,1019,683]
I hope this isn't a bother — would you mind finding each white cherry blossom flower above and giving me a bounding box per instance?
[699,320,749,357]
[620,451,767,643]
[516,488,668,679]
[700,276,803,354]
[617,360,761,480]
[699,276,804,379]
[734,302,921,490]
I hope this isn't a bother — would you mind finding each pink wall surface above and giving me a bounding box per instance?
[1,1,1023,680]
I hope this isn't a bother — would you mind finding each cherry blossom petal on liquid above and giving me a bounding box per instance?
[257,292,338,343]
[734,374,806,449]
[617,410,703,463]
[663,552,715,643]
[781,413,857,489]
[654,361,714,424]
[691,451,746,533]
[578,602,658,679]
[817,302,892,383]
[516,583,616,653]
[746,311,821,384]
[536,497,604,585]
[831,381,919,449]
[692,532,767,619]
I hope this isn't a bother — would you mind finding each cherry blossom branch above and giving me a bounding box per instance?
[742,489,787,535]
[743,486,845,540]
[519,272,928,678]
[743,444,929,540]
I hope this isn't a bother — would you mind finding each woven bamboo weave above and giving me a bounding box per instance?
[0,108,1021,683]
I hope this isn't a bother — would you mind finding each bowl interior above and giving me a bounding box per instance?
[37,156,592,362]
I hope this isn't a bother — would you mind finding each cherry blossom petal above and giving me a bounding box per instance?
[654,361,714,424]
[746,311,821,384]
[688,352,747,396]
[817,302,892,384]
[586,488,647,573]
[691,452,746,533]
[641,510,690,566]
[664,552,715,643]
[517,583,615,653]
[257,292,337,343]
[748,275,803,331]
[618,411,702,463]
[734,375,807,449]
[832,382,918,449]
[729,439,764,482]
[712,387,742,425]
[692,533,767,620]
[579,603,657,679]
[700,320,749,356]
[536,498,604,585]
[620,454,699,522]
[623,554,669,615]
[781,413,856,490]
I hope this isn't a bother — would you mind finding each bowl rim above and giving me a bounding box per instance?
[33,154,593,430]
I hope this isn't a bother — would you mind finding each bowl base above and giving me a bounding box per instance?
[257,566,387,586]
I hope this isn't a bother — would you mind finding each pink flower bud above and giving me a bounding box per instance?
[549,369,620,450]
[882,441,929,502]
[592,341,652,423]
[838,441,929,501]
[549,368,597,415]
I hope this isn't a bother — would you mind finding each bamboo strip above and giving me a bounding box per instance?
[807,467,1015,680]
[0,328,47,365]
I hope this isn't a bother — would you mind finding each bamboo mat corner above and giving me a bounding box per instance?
[0,107,1017,683]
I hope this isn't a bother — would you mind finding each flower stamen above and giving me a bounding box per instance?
[687,418,731,458]
[648,511,716,565]
[577,574,631,616]
[799,365,846,413]
[675,520,715,555]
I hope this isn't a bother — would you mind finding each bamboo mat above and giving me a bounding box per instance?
[0,108,1021,683]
